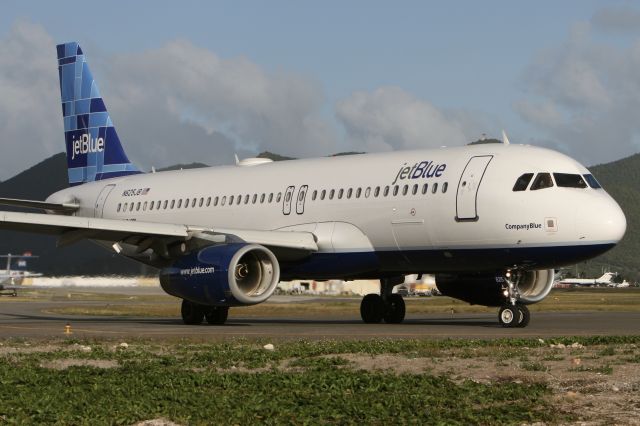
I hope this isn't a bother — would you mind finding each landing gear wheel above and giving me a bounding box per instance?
[205,306,229,325]
[181,300,205,325]
[498,305,518,328]
[516,304,530,328]
[360,294,385,323]
[383,294,406,324]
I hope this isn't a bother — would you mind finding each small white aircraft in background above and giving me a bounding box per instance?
[0,253,42,296]
[557,272,630,288]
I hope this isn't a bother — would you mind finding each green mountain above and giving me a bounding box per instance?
[0,150,637,278]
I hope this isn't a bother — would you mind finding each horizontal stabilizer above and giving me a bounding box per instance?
[0,198,79,213]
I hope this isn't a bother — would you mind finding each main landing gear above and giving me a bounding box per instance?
[181,299,229,325]
[498,270,530,328]
[360,277,406,324]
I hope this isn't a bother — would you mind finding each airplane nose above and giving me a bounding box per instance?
[596,197,626,244]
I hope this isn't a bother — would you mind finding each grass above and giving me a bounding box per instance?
[0,338,567,425]
[1,336,638,424]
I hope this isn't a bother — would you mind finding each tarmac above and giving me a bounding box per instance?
[1,287,639,340]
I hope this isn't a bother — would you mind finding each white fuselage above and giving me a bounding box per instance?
[47,144,626,279]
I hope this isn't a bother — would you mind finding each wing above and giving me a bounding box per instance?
[0,211,318,266]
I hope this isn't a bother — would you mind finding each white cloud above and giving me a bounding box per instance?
[515,18,640,164]
[592,4,640,33]
[0,21,60,178]
[336,87,469,152]
[104,40,337,168]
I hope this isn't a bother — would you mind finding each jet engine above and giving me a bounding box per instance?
[435,269,555,307]
[159,243,280,307]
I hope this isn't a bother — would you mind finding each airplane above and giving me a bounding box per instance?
[0,42,627,327]
[0,253,42,296]
[557,272,630,288]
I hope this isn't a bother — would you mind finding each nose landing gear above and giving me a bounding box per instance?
[498,269,530,328]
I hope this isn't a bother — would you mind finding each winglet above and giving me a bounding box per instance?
[502,130,511,145]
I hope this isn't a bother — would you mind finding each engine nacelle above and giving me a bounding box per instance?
[435,269,555,307]
[159,243,280,307]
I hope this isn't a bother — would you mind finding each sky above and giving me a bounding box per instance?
[1,0,640,179]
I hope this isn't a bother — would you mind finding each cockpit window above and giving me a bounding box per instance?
[583,174,602,189]
[513,173,534,191]
[530,173,554,190]
[554,173,587,188]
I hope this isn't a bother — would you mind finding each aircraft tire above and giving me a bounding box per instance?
[181,300,205,325]
[516,304,530,328]
[205,306,229,325]
[383,294,406,324]
[498,305,518,328]
[360,294,385,323]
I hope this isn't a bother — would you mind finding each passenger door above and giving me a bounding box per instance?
[455,156,493,221]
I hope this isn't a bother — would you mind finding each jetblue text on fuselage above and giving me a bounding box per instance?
[392,161,446,185]
[71,133,104,160]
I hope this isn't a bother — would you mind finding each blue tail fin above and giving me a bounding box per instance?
[56,42,141,186]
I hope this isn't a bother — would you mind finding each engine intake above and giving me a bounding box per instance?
[435,269,554,307]
[159,243,280,306]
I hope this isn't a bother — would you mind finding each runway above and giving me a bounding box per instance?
[1,292,639,340]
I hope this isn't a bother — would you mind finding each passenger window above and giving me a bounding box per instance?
[260,194,265,203]
[442,182,448,193]
[583,174,602,189]
[338,189,344,199]
[384,186,390,197]
[117,203,122,212]
[347,188,353,199]
[177,199,182,208]
[422,183,428,194]
[412,184,418,195]
[244,194,250,204]
[237,195,241,205]
[130,203,134,212]
[206,197,211,207]
[252,194,257,204]
[329,189,335,200]
[191,198,196,207]
[432,183,438,194]
[530,173,554,190]
[143,201,148,211]
[320,190,326,200]
[229,196,234,205]
[402,185,408,196]
[554,173,587,188]
[277,193,282,203]
[150,201,154,210]
[198,198,203,207]
[513,173,534,191]
[170,200,175,209]
[221,196,227,206]
[365,187,371,198]
[136,202,141,211]
[374,186,380,197]
[356,188,362,198]
[163,200,168,209]
[393,185,399,196]
[269,193,273,203]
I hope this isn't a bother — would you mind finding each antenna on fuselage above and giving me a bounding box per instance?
[501,130,511,145]
[234,154,240,165]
